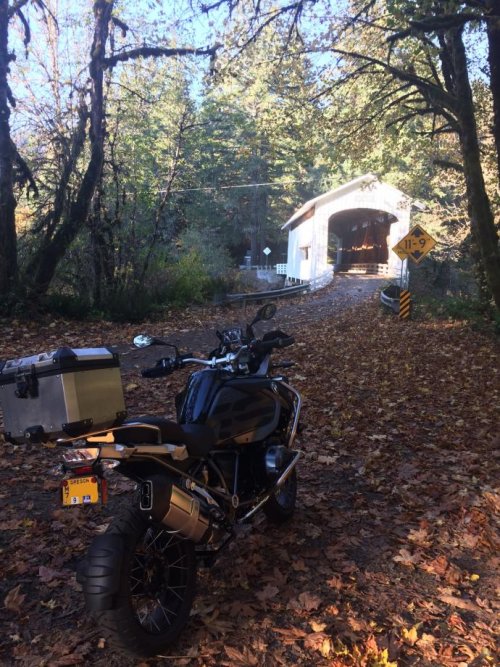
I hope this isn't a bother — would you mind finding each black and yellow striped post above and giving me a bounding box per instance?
[399,289,411,319]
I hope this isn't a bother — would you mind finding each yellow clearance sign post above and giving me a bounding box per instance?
[392,224,437,320]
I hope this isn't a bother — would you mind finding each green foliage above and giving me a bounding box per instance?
[417,295,499,333]
[163,241,236,307]
[164,250,211,306]
[43,293,94,320]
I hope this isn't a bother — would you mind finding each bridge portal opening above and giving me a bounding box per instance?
[329,208,397,273]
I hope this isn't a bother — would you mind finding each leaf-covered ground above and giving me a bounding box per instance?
[0,279,498,666]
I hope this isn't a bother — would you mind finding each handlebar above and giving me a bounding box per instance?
[141,352,193,378]
[141,336,295,379]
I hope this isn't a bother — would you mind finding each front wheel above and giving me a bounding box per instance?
[96,505,196,657]
[263,467,297,523]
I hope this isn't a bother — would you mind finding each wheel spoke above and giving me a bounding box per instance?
[127,525,192,636]
[159,533,178,552]
[166,586,185,602]
[167,555,188,569]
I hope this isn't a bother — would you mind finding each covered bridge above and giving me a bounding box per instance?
[282,174,417,287]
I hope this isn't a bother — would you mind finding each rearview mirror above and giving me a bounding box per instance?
[256,303,277,321]
[133,334,154,348]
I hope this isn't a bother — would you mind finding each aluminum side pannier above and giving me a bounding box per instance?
[0,347,126,443]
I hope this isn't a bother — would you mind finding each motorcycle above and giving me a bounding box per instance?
[60,303,302,657]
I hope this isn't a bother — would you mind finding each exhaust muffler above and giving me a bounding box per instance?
[140,476,211,543]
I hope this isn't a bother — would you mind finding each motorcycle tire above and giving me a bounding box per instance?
[96,504,196,657]
[263,467,297,523]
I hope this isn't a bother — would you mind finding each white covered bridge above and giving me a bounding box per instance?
[281,173,419,287]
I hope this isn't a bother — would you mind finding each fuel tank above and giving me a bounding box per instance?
[178,370,293,446]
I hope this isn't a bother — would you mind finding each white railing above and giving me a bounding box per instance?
[276,263,287,275]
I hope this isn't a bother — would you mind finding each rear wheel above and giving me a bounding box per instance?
[97,505,196,657]
[263,467,297,523]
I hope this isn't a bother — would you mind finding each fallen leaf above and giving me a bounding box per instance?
[393,548,421,567]
[438,594,481,612]
[304,632,332,657]
[40,599,58,610]
[288,591,322,612]
[4,585,26,614]
[326,576,342,589]
[317,455,338,465]
[402,625,419,645]
[421,554,448,577]
[310,620,327,632]
[223,645,258,666]
[255,584,279,602]
[125,383,139,392]
[39,565,68,584]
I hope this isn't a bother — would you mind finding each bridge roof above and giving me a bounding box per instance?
[281,173,423,231]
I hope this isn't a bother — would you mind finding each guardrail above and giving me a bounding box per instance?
[225,282,310,306]
[380,284,400,313]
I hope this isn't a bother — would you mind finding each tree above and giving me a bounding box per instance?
[23,0,218,298]
[183,14,321,265]
[0,0,38,300]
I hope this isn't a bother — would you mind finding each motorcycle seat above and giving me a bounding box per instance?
[120,416,215,458]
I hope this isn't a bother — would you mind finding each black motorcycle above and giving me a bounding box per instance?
[61,303,302,657]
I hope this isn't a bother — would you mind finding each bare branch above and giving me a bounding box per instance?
[387,12,484,47]
[111,15,128,37]
[7,0,29,19]
[16,8,30,47]
[108,80,155,104]
[433,158,465,173]
[330,46,458,114]
[103,44,220,69]
[12,141,38,196]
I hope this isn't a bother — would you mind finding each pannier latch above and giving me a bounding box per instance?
[15,365,39,399]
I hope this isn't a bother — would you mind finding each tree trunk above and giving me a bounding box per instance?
[0,0,17,297]
[449,28,500,309]
[486,0,500,186]
[29,0,113,296]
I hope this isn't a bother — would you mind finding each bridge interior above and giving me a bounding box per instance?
[328,208,397,270]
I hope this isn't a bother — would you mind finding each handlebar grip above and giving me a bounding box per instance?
[141,367,169,378]
[277,336,294,348]
[252,339,275,353]
[252,335,295,353]
[141,357,175,378]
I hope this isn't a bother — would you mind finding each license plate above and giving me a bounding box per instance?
[61,476,99,506]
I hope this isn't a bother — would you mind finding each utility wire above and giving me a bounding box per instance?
[161,179,308,194]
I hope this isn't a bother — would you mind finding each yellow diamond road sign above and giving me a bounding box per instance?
[392,224,437,264]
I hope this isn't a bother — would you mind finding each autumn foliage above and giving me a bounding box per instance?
[0,285,498,666]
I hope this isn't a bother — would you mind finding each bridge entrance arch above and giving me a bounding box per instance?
[328,208,397,274]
